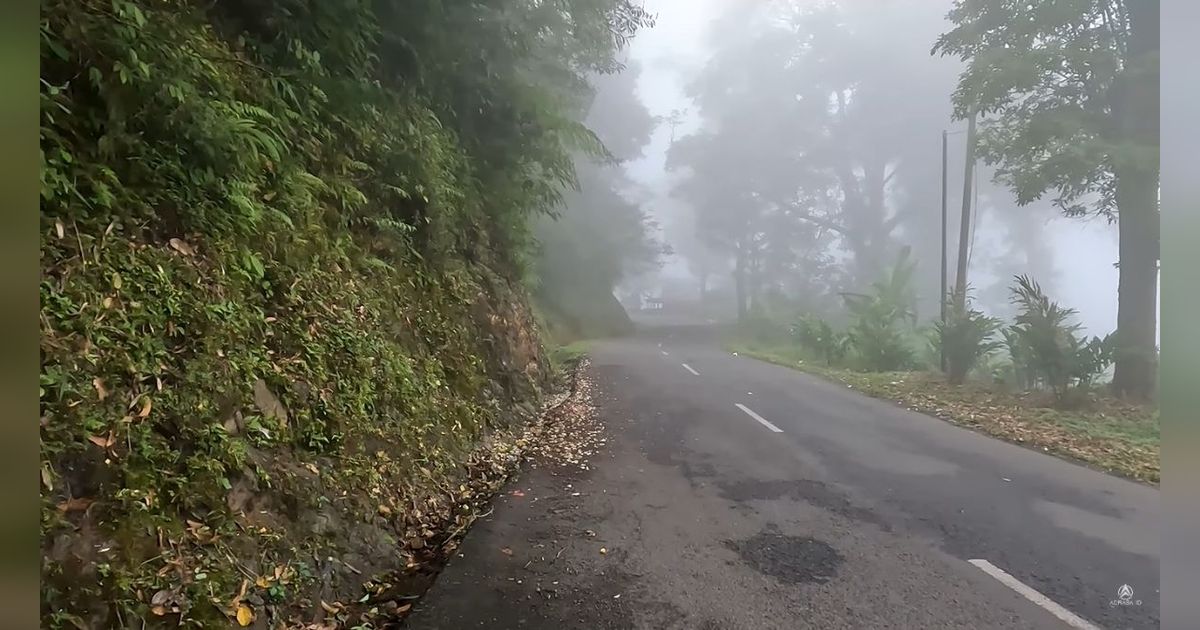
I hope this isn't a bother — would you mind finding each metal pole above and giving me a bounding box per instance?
[940,130,948,373]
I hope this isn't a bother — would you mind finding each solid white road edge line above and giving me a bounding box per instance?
[967,559,1102,630]
[734,403,783,433]
[681,363,699,376]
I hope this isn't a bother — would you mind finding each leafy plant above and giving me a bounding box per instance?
[1008,274,1079,397]
[1069,332,1117,390]
[998,327,1036,391]
[935,0,1159,400]
[934,288,1003,384]
[841,248,918,371]
[1006,275,1114,404]
[791,314,850,366]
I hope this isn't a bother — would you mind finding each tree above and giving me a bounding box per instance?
[533,59,666,336]
[665,3,846,320]
[669,0,972,314]
[934,0,1159,400]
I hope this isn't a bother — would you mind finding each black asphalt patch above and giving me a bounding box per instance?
[725,531,843,584]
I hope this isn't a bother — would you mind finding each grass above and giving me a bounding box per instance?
[727,340,1160,484]
[549,340,592,372]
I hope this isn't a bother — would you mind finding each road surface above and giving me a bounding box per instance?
[408,325,1159,629]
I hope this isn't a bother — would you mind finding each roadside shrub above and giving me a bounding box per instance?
[934,288,1003,384]
[791,314,850,366]
[1008,275,1076,396]
[1006,275,1114,404]
[841,248,918,371]
[1069,332,1117,390]
[846,317,916,372]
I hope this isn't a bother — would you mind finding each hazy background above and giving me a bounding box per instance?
[614,0,1120,336]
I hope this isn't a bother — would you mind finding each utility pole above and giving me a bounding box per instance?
[939,130,948,373]
[953,112,978,309]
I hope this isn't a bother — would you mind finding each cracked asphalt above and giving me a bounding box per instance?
[406,324,1159,629]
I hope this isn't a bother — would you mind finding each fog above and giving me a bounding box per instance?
[612,0,1121,337]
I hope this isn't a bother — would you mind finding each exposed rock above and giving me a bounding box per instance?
[254,379,289,426]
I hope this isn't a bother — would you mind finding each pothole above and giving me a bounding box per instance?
[725,532,843,584]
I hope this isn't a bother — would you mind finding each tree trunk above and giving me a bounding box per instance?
[1111,167,1159,399]
[953,113,977,309]
[1110,0,1159,400]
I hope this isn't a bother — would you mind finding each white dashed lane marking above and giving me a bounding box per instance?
[967,559,1102,630]
[734,403,783,433]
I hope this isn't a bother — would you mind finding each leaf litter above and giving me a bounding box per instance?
[293,359,604,629]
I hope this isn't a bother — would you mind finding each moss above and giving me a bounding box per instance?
[38,0,616,625]
[41,221,551,626]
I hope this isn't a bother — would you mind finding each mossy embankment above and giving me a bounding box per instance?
[38,0,644,627]
[41,225,555,625]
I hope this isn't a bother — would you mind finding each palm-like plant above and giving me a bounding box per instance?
[1007,275,1083,399]
[841,247,918,371]
[935,287,1003,384]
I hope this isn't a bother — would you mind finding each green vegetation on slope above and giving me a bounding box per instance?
[40,0,647,626]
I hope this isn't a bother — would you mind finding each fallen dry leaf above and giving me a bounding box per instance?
[87,433,114,449]
[138,397,153,418]
[235,604,254,626]
[57,497,93,513]
[55,218,65,239]
[500,547,513,556]
[396,603,412,613]
[168,238,195,256]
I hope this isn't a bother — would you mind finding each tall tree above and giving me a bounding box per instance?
[534,59,665,336]
[935,0,1159,400]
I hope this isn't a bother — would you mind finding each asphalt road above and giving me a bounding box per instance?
[408,325,1159,630]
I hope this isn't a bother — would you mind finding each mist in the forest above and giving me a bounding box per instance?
[593,0,1123,337]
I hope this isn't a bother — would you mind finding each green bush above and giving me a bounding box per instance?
[934,288,1004,384]
[841,248,918,371]
[1006,275,1114,403]
[791,314,850,366]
